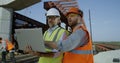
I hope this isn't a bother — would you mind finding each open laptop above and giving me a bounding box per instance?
[15,28,46,52]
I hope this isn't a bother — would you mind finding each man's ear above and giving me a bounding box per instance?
[77,16,81,24]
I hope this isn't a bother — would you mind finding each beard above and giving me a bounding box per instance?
[69,22,78,28]
[48,22,58,28]
[68,18,78,28]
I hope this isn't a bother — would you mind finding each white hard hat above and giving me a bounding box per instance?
[46,8,60,17]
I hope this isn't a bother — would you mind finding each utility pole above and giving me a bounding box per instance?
[89,9,97,54]
[89,9,93,41]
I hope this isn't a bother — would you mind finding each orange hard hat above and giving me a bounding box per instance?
[66,7,83,17]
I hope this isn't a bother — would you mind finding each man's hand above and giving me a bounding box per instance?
[24,45,52,57]
[24,45,34,54]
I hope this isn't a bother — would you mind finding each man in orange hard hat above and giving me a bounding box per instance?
[45,7,94,63]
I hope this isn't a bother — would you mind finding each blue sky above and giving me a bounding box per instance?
[16,0,120,42]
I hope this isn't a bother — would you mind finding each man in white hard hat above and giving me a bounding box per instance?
[26,8,69,63]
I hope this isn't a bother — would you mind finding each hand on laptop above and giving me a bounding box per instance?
[24,45,34,54]
[24,45,41,56]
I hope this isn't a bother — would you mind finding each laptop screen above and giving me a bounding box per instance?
[15,28,46,52]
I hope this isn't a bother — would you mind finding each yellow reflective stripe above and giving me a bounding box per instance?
[70,50,93,54]
[55,28,69,42]
[53,28,61,42]
[43,31,48,39]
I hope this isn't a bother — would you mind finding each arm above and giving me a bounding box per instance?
[58,29,88,52]
[45,41,58,49]
[27,31,69,57]
[45,31,69,49]
[32,52,55,57]
[45,29,88,52]
[44,31,69,49]
[44,31,69,57]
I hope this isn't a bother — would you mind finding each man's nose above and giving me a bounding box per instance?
[48,19,52,22]
[67,17,71,20]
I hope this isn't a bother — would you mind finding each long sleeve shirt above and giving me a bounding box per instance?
[57,29,88,52]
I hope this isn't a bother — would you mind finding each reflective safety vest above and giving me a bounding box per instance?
[5,40,14,51]
[63,25,94,63]
[38,27,69,63]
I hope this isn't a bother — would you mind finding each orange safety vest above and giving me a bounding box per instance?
[63,24,94,63]
[5,40,14,51]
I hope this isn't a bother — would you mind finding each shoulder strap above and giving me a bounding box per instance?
[52,27,62,42]
[43,31,48,39]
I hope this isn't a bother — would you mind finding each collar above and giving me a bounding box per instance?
[48,25,59,32]
[72,23,83,32]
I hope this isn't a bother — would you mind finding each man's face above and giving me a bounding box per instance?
[47,16,60,27]
[67,13,79,27]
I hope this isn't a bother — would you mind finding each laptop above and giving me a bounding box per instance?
[15,28,46,52]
